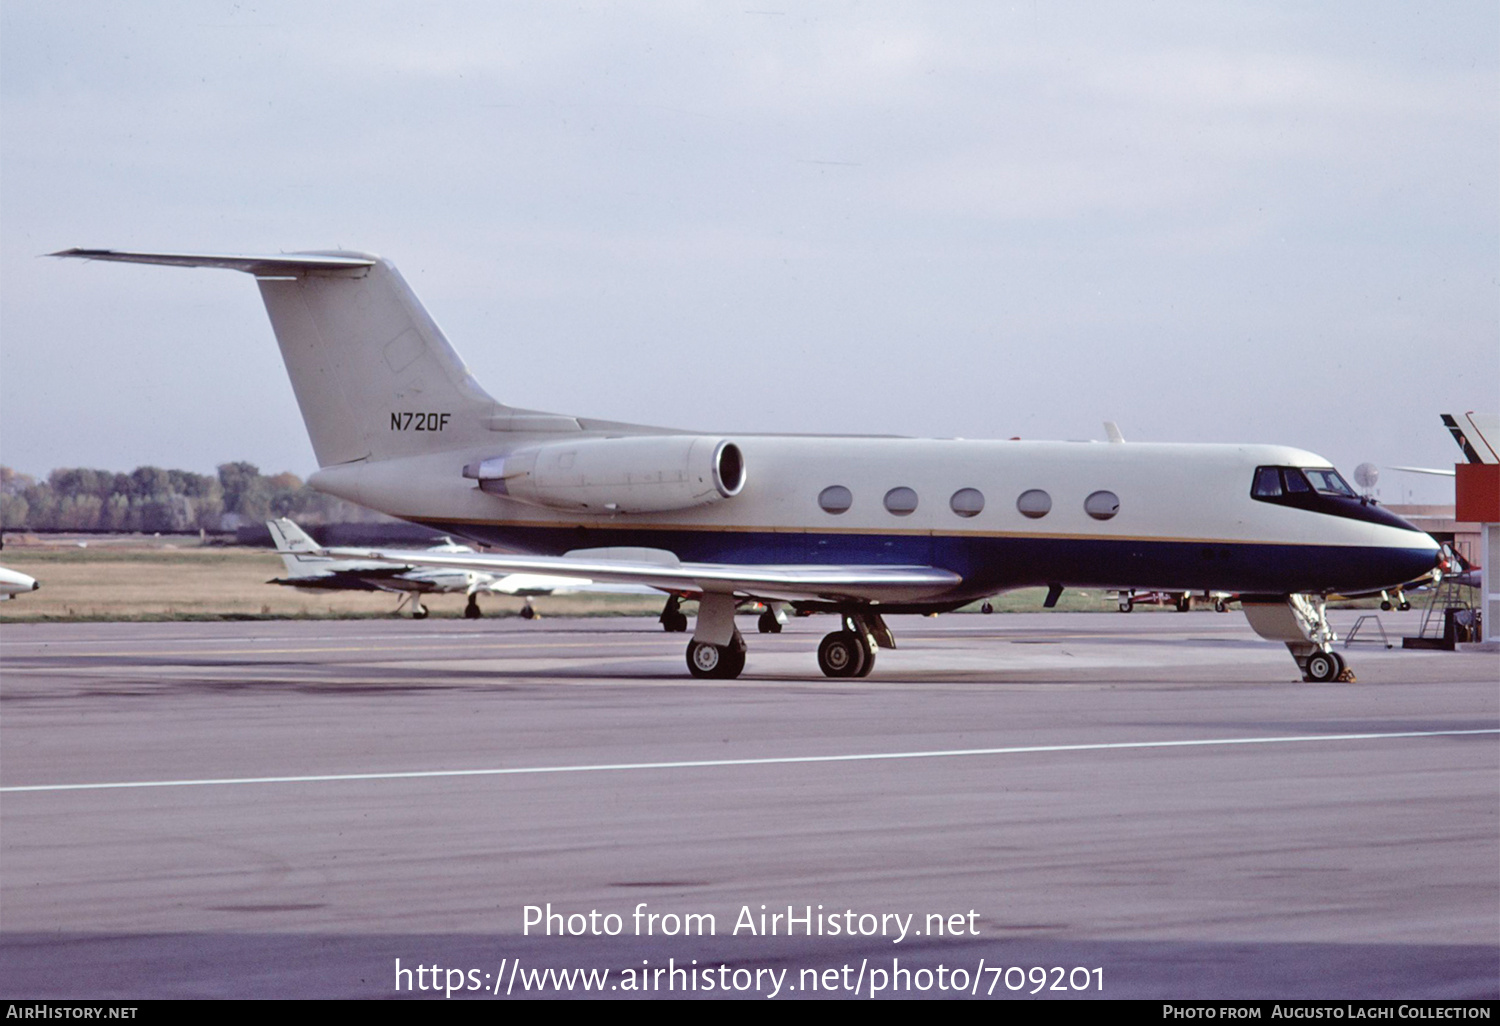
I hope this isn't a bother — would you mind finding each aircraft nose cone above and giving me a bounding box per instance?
[1389,530,1441,583]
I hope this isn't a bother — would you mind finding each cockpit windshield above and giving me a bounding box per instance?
[1249,464,1414,530]
[1302,468,1356,497]
[1252,466,1356,499]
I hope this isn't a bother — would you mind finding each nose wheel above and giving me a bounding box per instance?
[1303,650,1346,683]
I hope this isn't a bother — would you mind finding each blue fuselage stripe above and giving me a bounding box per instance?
[415,522,1436,600]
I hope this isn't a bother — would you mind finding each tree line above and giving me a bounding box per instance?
[0,462,382,533]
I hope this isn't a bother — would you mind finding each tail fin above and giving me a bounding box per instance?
[53,249,504,467]
[267,518,330,578]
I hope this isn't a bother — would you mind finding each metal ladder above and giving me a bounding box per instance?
[1344,615,1393,649]
[1416,576,1477,643]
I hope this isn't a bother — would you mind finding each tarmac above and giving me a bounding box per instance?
[1,610,1496,999]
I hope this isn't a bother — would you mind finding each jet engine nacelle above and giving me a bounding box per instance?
[463,436,745,514]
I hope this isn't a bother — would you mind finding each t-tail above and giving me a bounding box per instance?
[266,517,333,578]
[51,249,515,467]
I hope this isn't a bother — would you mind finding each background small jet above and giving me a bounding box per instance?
[267,518,617,619]
[0,565,40,600]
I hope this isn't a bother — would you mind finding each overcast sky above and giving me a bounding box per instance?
[2,1,1494,504]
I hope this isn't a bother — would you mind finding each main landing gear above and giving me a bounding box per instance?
[659,596,689,633]
[817,621,878,678]
[686,631,747,679]
[1241,594,1354,682]
[464,594,483,619]
[395,593,429,619]
[757,602,787,633]
[681,594,896,680]
[664,597,786,635]
[684,593,743,678]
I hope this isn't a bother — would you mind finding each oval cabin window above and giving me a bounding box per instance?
[949,488,984,518]
[1084,490,1120,520]
[883,487,918,516]
[1016,489,1051,519]
[818,485,853,515]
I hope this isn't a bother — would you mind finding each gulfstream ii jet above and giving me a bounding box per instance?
[54,248,1440,682]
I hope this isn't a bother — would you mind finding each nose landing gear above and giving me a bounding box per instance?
[1241,594,1356,682]
[1302,649,1347,683]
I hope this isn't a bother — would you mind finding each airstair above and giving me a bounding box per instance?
[1403,576,1481,650]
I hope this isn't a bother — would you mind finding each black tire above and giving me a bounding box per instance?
[854,641,877,677]
[1398,601,1411,612]
[1380,600,1392,611]
[661,610,688,633]
[1119,600,1133,613]
[1305,651,1339,682]
[1176,594,1192,612]
[757,609,782,634]
[1214,599,1228,613]
[817,631,866,678]
[980,601,993,615]
[412,603,429,620]
[464,599,482,620]
[722,644,746,678]
[519,604,537,621]
[686,640,743,679]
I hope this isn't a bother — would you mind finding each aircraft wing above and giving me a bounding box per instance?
[487,575,665,598]
[1389,465,1456,477]
[267,567,442,594]
[324,547,963,604]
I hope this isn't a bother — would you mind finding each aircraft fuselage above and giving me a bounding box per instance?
[310,435,1437,606]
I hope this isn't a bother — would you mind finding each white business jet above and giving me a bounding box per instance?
[266,517,605,619]
[54,249,1440,682]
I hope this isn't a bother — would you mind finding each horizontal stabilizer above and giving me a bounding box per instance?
[51,248,376,276]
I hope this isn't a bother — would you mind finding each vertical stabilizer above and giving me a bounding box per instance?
[267,518,329,578]
[256,257,503,466]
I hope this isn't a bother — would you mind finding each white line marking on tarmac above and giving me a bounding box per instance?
[3,729,1494,794]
